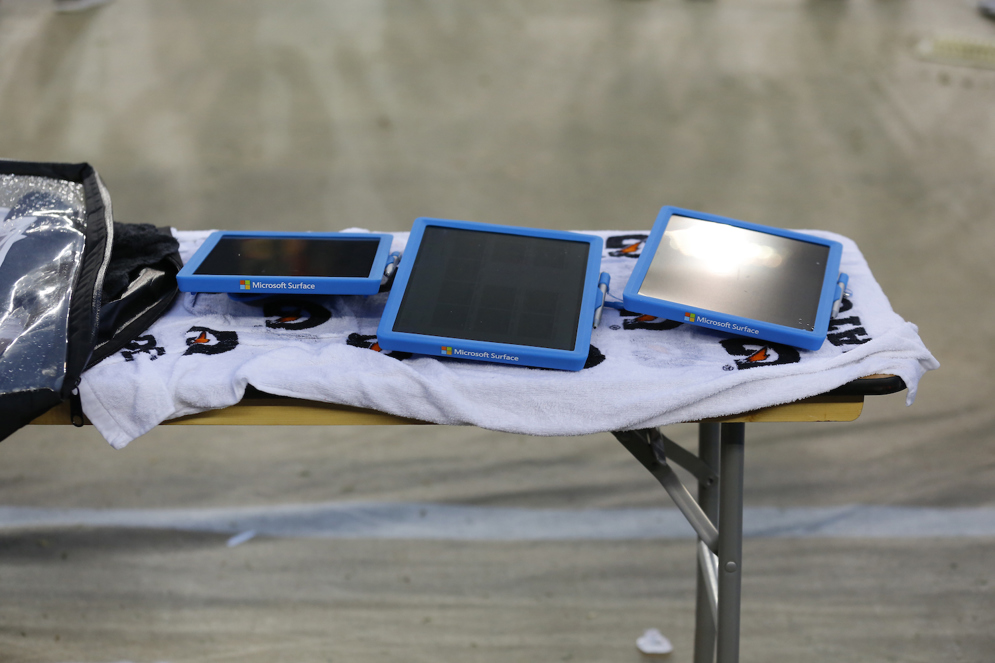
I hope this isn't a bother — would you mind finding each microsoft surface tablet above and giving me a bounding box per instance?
[377,219,605,370]
[622,207,846,351]
[177,231,393,295]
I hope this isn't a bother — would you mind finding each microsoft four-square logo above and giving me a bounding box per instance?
[240,280,251,290]
[441,346,453,355]
[684,312,695,322]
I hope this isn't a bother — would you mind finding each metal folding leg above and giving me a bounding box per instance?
[716,423,745,663]
[612,422,745,663]
[693,422,720,663]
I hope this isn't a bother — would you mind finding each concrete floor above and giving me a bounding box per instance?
[0,0,993,661]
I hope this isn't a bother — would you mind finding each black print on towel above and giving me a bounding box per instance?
[720,339,800,370]
[827,297,871,348]
[183,327,239,356]
[263,300,331,331]
[606,234,648,259]
[120,335,165,362]
[346,333,412,360]
[527,345,605,371]
[583,344,606,369]
[618,308,683,332]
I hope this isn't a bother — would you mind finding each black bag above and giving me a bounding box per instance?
[0,160,181,440]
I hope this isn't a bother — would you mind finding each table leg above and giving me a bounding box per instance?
[611,424,743,662]
[694,422,721,663]
[716,422,745,663]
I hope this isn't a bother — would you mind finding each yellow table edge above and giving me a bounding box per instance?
[31,393,864,427]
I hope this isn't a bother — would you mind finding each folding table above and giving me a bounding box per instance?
[33,374,905,663]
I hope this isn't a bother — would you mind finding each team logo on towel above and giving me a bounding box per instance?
[263,300,331,331]
[827,297,871,348]
[606,234,648,259]
[720,339,800,370]
[120,334,166,362]
[527,345,605,371]
[183,326,239,356]
[615,308,683,331]
[346,333,411,360]
[582,344,605,369]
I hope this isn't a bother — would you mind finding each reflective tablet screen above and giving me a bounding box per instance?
[637,215,829,330]
[194,237,380,278]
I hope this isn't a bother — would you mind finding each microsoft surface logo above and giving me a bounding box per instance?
[240,280,251,290]
[684,312,695,322]
[441,346,453,355]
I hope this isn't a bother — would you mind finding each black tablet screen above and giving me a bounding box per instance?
[194,237,380,278]
[637,215,830,330]
[392,227,590,350]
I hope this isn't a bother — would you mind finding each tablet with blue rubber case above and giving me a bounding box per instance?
[377,218,608,371]
[622,207,846,351]
[177,231,394,295]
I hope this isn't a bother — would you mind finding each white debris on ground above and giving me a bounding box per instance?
[636,628,673,656]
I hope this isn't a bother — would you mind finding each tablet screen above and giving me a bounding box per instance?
[637,215,829,331]
[193,237,381,278]
[392,227,590,350]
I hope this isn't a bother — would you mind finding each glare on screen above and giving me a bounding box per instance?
[665,216,785,276]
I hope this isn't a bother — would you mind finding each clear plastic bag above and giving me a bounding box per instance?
[0,174,88,394]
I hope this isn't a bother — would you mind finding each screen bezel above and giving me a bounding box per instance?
[622,207,844,351]
[376,218,604,371]
[177,231,393,295]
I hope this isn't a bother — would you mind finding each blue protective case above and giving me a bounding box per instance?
[376,218,606,371]
[622,207,845,351]
[177,231,393,295]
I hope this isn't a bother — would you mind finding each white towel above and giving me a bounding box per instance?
[79,229,938,449]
